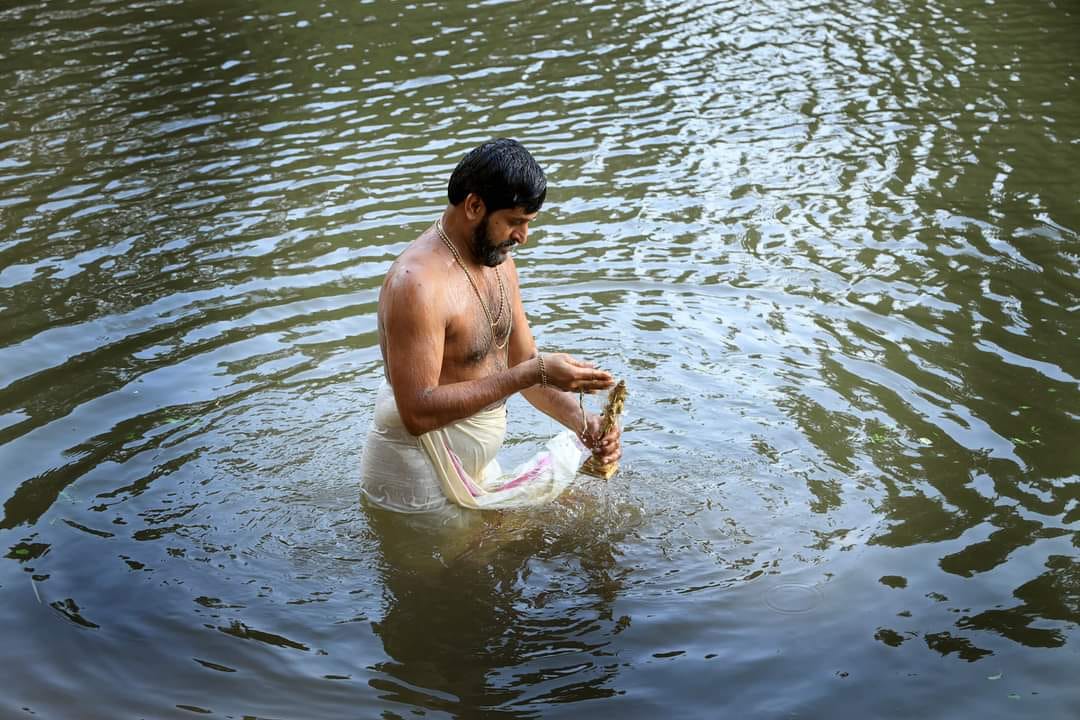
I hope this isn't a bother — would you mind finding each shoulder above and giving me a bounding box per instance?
[384,237,447,301]
[501,254,522,291]
[386,237,444,291]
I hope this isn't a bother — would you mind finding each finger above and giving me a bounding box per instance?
[601,435,620,449]
[596,449,620,464]
[592,438,617,453]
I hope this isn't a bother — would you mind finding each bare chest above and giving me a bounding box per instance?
[444,278,512,374]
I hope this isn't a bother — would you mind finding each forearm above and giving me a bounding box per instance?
[521,384,589,435]
[397,360,540,435]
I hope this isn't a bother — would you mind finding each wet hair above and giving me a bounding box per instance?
[447,138,547,214]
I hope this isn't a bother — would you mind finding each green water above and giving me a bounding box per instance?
[1,0,1078,717]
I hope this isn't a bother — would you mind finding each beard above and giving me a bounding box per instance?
[470,214,515,267]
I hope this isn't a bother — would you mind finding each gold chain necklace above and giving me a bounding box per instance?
[436,219,511,350]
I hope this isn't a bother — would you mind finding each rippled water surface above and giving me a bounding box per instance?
[2,0,1078,717]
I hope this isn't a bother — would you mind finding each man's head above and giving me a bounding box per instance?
[448,139,546,266]
[448,138,547,214]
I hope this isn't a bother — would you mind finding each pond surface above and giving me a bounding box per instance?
[1,0,1078,717]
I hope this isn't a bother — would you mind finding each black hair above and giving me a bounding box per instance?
[447,138,547,214]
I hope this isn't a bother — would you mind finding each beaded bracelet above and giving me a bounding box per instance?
[536,352,548,388]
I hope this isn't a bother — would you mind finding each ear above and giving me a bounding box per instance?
[464,193,486,221]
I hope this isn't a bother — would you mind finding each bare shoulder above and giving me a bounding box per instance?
[383,236,446,303]
[382,235,449,321]
[501,254,522,293]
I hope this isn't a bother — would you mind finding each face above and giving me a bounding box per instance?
[470,207,537,267]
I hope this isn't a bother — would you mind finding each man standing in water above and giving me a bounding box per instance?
[360,138,621,517]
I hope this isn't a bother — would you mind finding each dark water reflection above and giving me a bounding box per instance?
[367,504,634,714]
[1,0,1078,717]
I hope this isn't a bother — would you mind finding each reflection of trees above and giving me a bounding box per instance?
[778,333,1077,657]
[873,553,1079,660]
[957,554,1079,649]
[867,450,1076,655]
[757,0,1078,664]
[856,0,1080,661]
[937,506,1072,577]
[365,506,627,717]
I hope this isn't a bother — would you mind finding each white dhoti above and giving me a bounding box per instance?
[360,384,584,515]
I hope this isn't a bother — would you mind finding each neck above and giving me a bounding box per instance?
[437,212,480,268]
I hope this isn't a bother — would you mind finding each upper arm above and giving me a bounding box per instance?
[381,264,446,420]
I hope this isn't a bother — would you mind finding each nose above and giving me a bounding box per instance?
[513,225,528,245]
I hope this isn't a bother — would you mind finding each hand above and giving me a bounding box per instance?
[580,412,622,466]
[542,353,614,394]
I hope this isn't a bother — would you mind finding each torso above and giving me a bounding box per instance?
[378,227,517,398]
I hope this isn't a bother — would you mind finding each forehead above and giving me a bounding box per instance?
[491,207,539,223]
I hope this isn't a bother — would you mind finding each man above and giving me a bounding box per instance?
[360,138,621,517]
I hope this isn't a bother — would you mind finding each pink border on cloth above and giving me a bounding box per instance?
[500,455,552,490]
[442,437,552,497]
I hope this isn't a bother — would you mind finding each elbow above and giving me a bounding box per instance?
[402,419,427,437]
[399,411,434,437]
[391,388,438,436]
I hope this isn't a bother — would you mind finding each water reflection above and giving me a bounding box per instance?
[870,551,1080,659]
[1,0,1079,716]
[367,501,632,715]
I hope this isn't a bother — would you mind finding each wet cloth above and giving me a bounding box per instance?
[360,383,584,514]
